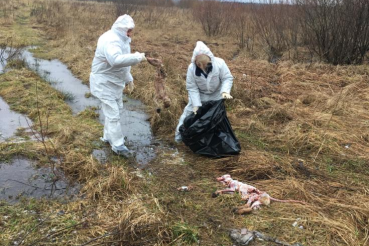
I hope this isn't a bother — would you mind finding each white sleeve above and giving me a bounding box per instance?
[127,67,133,83]
[219,59,233,94]
[186,65,202,107]
[104,40,142,68]
[127,73,133,83]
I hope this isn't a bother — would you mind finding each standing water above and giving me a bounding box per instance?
[22,49,102,116]
[21,48,156,165]
[0,96,33,142]
[0,46,23,73]
[0,48,78,203]
[0,47,34,142]
[0,156,79,202]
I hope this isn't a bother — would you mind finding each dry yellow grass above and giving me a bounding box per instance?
[1,0,369,245]
[0,58,167,245]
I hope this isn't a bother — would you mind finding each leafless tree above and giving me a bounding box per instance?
[251,1,295,62]
[295,0,369,64]
[192,0,233,37]
[231,4,256,51]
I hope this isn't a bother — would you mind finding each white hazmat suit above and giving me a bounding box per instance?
[175,41,234,142]
[90,15,145,155]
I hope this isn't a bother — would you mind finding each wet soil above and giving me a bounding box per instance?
[21,48,158,166]
[0,156,79,203]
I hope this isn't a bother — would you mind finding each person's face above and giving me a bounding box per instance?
[127,29,133,38]
[195,55,212,74]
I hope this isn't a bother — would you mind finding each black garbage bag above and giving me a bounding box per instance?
[179,99,241,157]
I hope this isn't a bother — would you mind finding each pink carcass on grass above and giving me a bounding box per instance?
[213,174,306,214]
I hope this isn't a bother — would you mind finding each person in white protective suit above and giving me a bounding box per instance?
[90,14,146,156]
[175,41,234,142]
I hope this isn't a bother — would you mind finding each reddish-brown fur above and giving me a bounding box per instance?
[147,57,171,108]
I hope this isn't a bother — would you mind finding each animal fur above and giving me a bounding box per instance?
[147,57,171,108]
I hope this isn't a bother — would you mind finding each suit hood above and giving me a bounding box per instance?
[111,14,135,39]
[191,41,215,64]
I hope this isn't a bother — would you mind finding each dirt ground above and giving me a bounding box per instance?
[0,1,369,246]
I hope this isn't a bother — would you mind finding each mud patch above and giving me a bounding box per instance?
[117,95,157,166]
[0,156,79,203]
[92,149,108,165]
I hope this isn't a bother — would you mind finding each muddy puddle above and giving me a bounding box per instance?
[0,46,23,73]
[0,156,79,203]
[22,49,103,116]
[0,48,36,143]
[114,95,157,166]
[0,47,158,204]
[0,47,158,166]
[1,48,32,143]
[0,96,34,142]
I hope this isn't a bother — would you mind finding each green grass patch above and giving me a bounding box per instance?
[235,130,267,149]
[171,222,199,244]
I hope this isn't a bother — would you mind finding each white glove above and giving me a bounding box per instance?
[140,53,146,61]
[127,81,134,94]
[193,106,199,115]
[135,52,146,62]
[221,92,233,99]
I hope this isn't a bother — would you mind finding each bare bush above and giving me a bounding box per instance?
[176,0,198,9]
[295,0,369,64]
[251,1,298,62]
[0,38,24,65]
[141,6,174,28]
[227,0,369,64]
[31,0,65,29]
[113,1,177,28]
[231,4,256,51]
[192,0,233,37]
[99,0,173,7]
[114,3,140,17]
